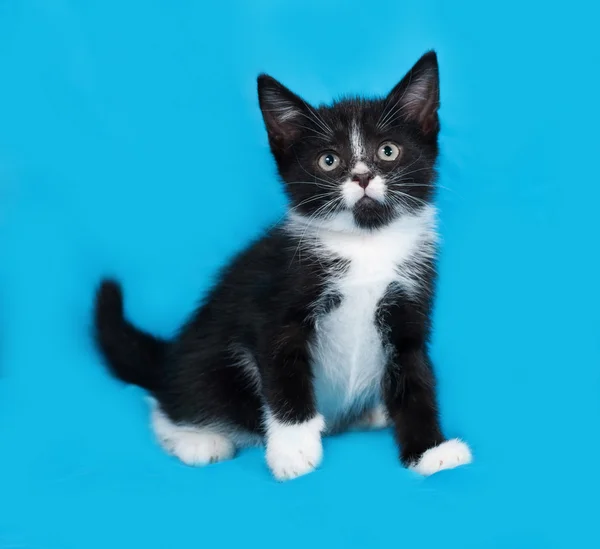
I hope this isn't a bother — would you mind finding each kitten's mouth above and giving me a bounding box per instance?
[356,195,375,205]
[352,195,379,215]
[351,194,395,230]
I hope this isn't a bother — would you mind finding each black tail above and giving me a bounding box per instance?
[93,279,168,391]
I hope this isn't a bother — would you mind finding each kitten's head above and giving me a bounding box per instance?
[258,51,440,232]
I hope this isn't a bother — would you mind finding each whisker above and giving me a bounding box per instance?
[386,168,432,184]
[301,101,333,135]
[385,193,413,214]
[391,190,430,209]
[289,196,341,266]
[291,192,337,211]
[383,155,425,185]
[376,72,414,130]
[293,122,331,140]
[292,149,340,187]
[391,182,458,195]
[287,181,339,190]
[380,98,425,129]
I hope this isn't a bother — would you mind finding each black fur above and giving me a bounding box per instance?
[94,50,457,472]
[94,280,167,392]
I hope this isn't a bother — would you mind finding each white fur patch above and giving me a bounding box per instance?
[365,175,386,202]
[262,90,300,123]
[353,404,390,430]
[352,161,369,174]
[341,179,366,208]
[341,173,386,207]
[264,413,325,481]
[410,439,472,476]
[275,106,299,122]
[287,206,437,429]
[151,402,235,466]
[229,344,262,390]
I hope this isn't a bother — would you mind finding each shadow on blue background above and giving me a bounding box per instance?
[1,1,599,548]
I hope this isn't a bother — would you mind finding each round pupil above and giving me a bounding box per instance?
[383,145,393,157]
[325,155,335,166]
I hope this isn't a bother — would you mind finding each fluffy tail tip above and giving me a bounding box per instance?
[95,279,125,325]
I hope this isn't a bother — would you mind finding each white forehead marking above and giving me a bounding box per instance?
[352,161,369,174]
[350,118,365,160]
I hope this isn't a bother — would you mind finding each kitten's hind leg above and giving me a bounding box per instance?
[151,401,235,466]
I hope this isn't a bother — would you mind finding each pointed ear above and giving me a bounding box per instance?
[257,74,310,149]
[384,51,440,135]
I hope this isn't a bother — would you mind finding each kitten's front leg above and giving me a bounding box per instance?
[383,302,472,475]
[262,320,325,481]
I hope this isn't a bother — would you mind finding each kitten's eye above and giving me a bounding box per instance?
[318,152,340,172]
[377,142,401,162]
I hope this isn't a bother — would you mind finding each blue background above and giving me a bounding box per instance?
[1,1,599,547]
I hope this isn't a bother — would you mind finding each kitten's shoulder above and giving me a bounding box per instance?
[235,222,296,262]
[221,221,314,280]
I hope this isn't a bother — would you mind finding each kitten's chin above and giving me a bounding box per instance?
[352,198,395,231]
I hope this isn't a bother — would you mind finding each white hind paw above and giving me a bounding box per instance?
[410,439,472,476]
[151,403,235,466]
[162,430,235,466]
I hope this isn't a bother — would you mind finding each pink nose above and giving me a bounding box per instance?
[352,173,373,189]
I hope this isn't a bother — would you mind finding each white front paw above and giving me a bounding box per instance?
[265,414,325,481]
[410,438,472,476]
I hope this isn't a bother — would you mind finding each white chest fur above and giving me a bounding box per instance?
[289,206,438,430]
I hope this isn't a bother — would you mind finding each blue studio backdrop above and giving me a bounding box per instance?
[1,1,599,548]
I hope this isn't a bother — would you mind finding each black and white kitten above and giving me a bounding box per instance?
[94,51,472,481]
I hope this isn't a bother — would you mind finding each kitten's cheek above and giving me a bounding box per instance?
[265,414,325,481]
